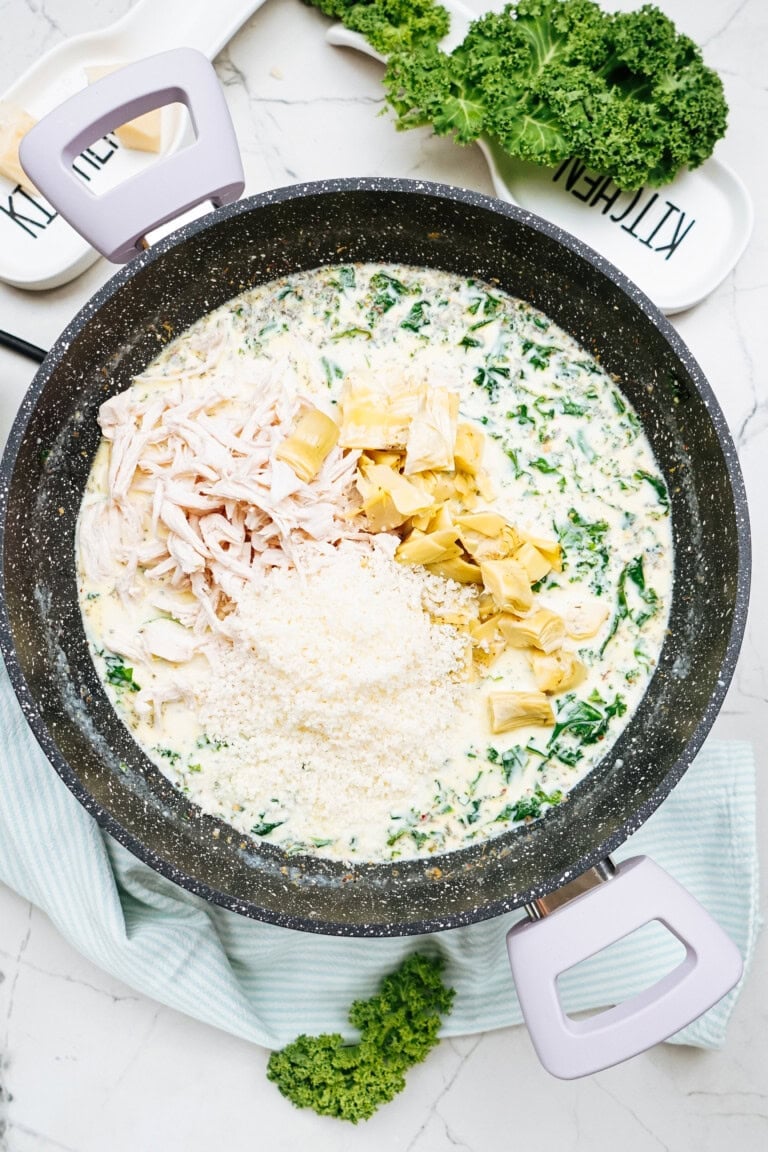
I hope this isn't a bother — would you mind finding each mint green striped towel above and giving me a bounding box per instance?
[0,662,759,1050]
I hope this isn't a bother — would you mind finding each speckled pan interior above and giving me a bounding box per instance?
[0,179,750,935]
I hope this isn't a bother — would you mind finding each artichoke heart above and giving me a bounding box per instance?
[365,449,403,468]
[453,422,484,474]
[427,505,455,533]
[530,650,587,694]
[513,541,551,584]
[519,532,562,573]
[353,488,402,532]
[396,528,462,566]
[479,558,533,613]
[460,524,520,562]
[358,462,434,520]
[498,608,566,653]
[455,511,518,561]
[564,600,610,640]
[473,467,495,502]
[488,691,555,734]
[428,525,462,551]
[469,613,503,645]
[431,607,477,627]
[469,614,505,666]
[425,556,483,584]
[403,387,459,475]
[446,467,476,504]
[274,406,339,483]
[339,379,423,449]
[455,511,507,537]
[477,591,499,621]
[409,508,436,532]
[354,471,423,532]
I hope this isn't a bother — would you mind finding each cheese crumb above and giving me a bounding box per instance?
[85,66,162,153]
[0,102,38,195]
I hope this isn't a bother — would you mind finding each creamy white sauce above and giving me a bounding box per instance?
[77,263,673,861]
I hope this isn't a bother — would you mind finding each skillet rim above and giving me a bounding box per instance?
[0,176,752,935]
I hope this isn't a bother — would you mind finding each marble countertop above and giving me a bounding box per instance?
[0,1,765,1149]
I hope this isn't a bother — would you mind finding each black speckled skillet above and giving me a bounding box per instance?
[2,54,750,1078]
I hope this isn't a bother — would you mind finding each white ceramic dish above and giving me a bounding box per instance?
[327,0,753,315]
[0,0,267,291]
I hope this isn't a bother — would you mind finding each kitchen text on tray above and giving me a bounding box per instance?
[552,159,695,260]
[0,134,120,238]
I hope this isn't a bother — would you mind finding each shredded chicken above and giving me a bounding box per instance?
[79,359,369,635]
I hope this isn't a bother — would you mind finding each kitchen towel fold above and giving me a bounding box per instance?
[0,662,759,1051]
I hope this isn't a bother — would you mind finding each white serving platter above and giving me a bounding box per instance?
[327,0,753,315]
[0,0,268,291]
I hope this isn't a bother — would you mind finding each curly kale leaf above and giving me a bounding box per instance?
[384,0,595,160]
[385,44,486,142]
[539,4,728,187]
[304,0,449,56]
[379,0,727,189]
[266,953,455,1123]
[266,1032,406,1123]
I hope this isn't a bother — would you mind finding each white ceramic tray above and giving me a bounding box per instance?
[328,0,753,315]
[0,0,267,290]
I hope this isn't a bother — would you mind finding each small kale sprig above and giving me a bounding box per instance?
[305,0,449,55]
[266,953,454,1122]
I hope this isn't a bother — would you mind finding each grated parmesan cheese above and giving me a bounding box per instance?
[197,546,478,856]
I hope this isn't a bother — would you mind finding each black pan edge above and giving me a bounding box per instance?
[0,177,752,936]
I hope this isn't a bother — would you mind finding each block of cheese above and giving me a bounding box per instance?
[85,65,162,153]
[0,102,38,195]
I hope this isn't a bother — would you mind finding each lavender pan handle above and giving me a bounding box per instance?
[507,855,743,1079]
[19,48,244,263]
